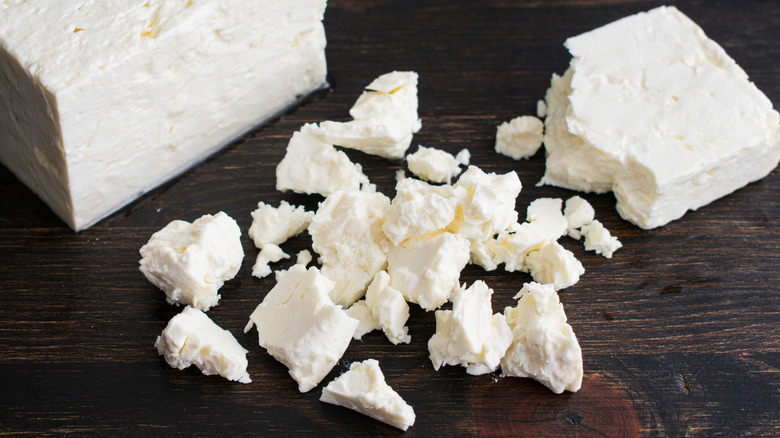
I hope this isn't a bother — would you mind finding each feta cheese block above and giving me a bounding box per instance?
[248,201,314,249]
[252,243,290,279]
[244,265,359,392]
[0,0,328,231]
[540,6,780,229]
[428,281,512,375]
[309,189,392,307]
[387,232,471,311]
[139,212,243,311]
[406,145,465,184]
[320,359,416,431]
[155,306,251,384]
[525,241,584,291]
[364,271,411,345]
[311,71,422,159]
[495,116,544,160]
[502,282,583,394]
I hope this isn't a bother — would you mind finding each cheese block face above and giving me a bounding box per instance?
[541,6,780,229]
[0,0,328,230]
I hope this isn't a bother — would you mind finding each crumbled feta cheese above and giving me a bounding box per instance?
[453,166,522,243]
[495,116,545,160]
[525,198,567,241]
[276,124,371,196]
[525,241,584,290]
[344,300,380,340]
[563,196,595,239]
[311,71,422,159]
[320,359,416,431]
[155,306,250,384]
[309,190,392,307]
[387,232,470,311]
[248,201,314,248]
[455,149,471,166]
[428,281,512,375]
[365,271,411,345]
[252,243,290,279]
[139,212,243,311]
[245,265,359,393]
[406,145,463,184]
[537,99,548,118]
[296,249,313,267]
[581,219,622,258]
[473,221,549,273]
[502,282,583,394]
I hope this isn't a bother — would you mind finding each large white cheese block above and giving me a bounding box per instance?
[540,6,780,229]
[0,0,328,230]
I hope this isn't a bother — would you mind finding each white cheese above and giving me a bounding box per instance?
[387,232,470,311]
[472,221,548,273]
[344,300,380,340]
[296,249,313,267]
[581,219,622,258]
[541,6,780,229]
[155,306,250,384]
[252,243,290,279]
[453,166,522,243]
[139,211,243,311]
[525,241,584,291]
[502,282,583,394]
[406,145,464,184]
[364,271,411,345]
[309,189,392,307]
[525,198,567,241]
[248,201,314,249]
[495,116,545,160]
[320,359,416,431]
[428,281,512,375]
[244,265,359,393]
[563,196,595,240]
[536,99,548,118]
[0,0,327,231]
[311,71,422,159]
[276,124,371,197]
[455,149,471,167]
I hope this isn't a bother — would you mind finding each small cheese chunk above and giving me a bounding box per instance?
[453,166,522,243]
[406,145,464,184]
[252,243,290,279]
[472,221,549,273]
[344,300,380,340]
[455,149,471,167]
[276,124,371,196]
[388,232,470,311]
[495,116,544,160]
[537,99,548,118]
[365,271,411,345]
[563,196,595,240]
[502,282,583,394]
[296,249,313,267]
[320,359,416,431]
[541,6,780,229]
[309,189,392,307]
[139,212,243,311]
[155,306,250,384]
[248,201,314,248]
[525,241,584,291]
[245,265,359,393]
[526,198,568,241]
[312,71,422,159]
[428,281,512,375]
[581,219,622,258]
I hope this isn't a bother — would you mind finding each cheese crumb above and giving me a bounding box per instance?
[344,300,380,340]
[252,243,290,278]
[525,241,584,291]
[365,271,411,345]
[581,219,622,258]
[563,196,595,240]
[495,116,544,160]
[406,145,464,184]
[248,200,313,248]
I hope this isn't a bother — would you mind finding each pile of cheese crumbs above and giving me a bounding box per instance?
[141,71,622,431]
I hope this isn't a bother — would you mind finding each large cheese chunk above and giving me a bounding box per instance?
[244,265,359,393]
[0,0,328,230]
[155,306,250,384]
[541,6,780,229]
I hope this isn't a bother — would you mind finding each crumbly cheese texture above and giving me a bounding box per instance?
[155,306,250,384]
[252,243,290,279]
[244,265,359,393]
[344,300,380,340]
[0,0,328,231]
[563,196,595,240]
[311,71,422,159]
[276,124,371,196]
[320,359,416,431]
[248,201,314,248]
[495,116,545,160]
[453,166,523,244]
[309,189,392,307]
[139,212,244,311]
[365,271,411,345]
[581,220,622,258]
[525,241,584,291]
[406,145,466,184]
[502,282,583,394]
[428,281,512,376]
[541,6,780,229]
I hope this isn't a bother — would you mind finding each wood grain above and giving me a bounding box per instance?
[1,0,778,436]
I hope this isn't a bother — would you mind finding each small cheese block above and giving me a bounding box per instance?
[541,6,780,229]
[0,0,327,230]
[155,306,251,384]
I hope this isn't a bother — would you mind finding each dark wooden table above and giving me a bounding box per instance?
[1,1,778,436]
